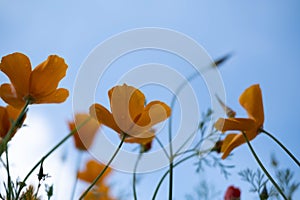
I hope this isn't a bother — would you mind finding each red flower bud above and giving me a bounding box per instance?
[224,186,241,200]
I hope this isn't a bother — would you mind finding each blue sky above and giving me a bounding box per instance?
[0,1,300,199]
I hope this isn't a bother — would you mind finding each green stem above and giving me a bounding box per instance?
[133,153,142,200]
[241,131,288,200]
[168,157,173,200]
[152,152,198,200]
[260,129,300,167]
[5,148,12,200]
[79,134,126,199]
[0,100,30,157]
[15,117,91,199]
[70,151,83,200]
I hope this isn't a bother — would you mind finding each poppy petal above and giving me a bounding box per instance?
[6,105,22,121]
[127,101,171,136]
[0,107,10,138]
[214,118,256,132]
[77,160,111,184]
[33,88,69,104]
[29,55,68,97]
[0,52,31,96]
[89,104,121,133]
[239,84,264,126]
[136,101,171,126]
[109,84,145,132]
[221,130,258,159]
[123,130,155,144]
[0,84,25,108]
[70,114,100,151]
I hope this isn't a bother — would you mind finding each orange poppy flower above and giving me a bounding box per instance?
[89,84,171,144]
[214,84,264,159]
[83,184,115,200]
[78,160,112,186]
[68,114,100,151]
[0,52,69,108]
[0,105,24,142]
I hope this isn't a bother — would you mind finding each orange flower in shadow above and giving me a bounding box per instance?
[0,52,69,108]
[0,105,25,142]
[83,184,115,200]
[68,114,100,151]
[78,160,112,186]
[214,84,264,159]
[90,84,171,144]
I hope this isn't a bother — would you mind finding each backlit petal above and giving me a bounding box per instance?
[90,104,121,133]
[33,88,69,104]
[6,105,22,121]
[0,52,31,96]
[0,84,25,108]
[109,84,145,132]
[214,118,256,132]
[239,84,264,126]
[29,55,67,97]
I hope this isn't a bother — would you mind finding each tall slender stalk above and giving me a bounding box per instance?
[241,131,288,200]
[79,134,126,199]
[70,151,83,200]
[5,148,12,200]
[260,129,300,167]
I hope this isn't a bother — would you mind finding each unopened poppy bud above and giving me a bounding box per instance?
[260,185,269,200]
[224,185,241,200]
[211,140,223,153]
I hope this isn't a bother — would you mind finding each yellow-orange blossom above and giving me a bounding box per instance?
[0,105,24,143]
[68,113,100,151]
[90,84,171,144]
[0,52,69,108]
[214,84,264,159]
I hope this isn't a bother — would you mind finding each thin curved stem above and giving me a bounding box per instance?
[133,153,142,200]
[79,134,126,199]
[241,131,288,200]
[260,129,300,167]
[70,151,83,200]
[15,117,91,199]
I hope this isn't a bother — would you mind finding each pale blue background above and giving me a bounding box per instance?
[0,1,299,199]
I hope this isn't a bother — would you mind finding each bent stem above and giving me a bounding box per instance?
[241,131,288,200]
[133,152,142,200]
[16,117,91,199]
[260,129,300,167]
[79,134,126,199]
